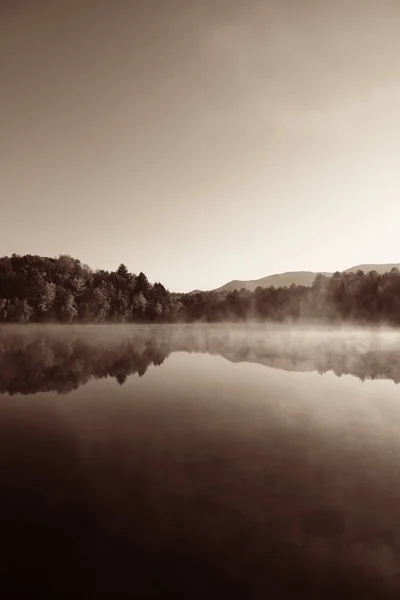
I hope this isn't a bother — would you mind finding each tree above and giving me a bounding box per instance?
[135,272,150,294]
[91,287,110,322]
[59,290,77,323]
[132,293,147,319]
[16,299,34,323]
[116,263,129,279]
[37,281,57,316]
[0,298,7,320]
[312,273,326,289]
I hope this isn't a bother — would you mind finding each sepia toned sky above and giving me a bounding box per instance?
[2,0,400,292]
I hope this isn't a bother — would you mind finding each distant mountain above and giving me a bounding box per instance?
[212,272,333,293]
[202,263,400,294]
[344,263,400,275]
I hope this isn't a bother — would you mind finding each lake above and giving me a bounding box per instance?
[1,324,400,598]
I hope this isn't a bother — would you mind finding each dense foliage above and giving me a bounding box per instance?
[0,254,180,323]
[1,254,400,325]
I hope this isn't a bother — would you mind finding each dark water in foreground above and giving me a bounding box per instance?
[1,324,400,598]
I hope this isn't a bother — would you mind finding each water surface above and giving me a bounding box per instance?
[1,325,400,598]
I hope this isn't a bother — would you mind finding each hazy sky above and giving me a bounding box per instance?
[2,0,400,292]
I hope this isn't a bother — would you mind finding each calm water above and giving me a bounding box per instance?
[1,324,400,598]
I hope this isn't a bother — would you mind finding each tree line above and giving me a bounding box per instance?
[1,254,400,325]
[0,254,180,323]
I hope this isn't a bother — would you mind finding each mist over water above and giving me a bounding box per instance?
[1,324,400,598]
[2,323,400,392]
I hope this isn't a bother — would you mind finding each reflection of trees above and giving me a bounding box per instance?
[0,328,171,395]
[168,328,400,384]
[1,326,400,395]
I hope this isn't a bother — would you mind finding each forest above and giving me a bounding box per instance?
[1,254,400,325]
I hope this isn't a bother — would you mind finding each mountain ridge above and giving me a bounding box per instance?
[195,263,400,294]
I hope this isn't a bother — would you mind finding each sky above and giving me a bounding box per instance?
[1,0,400,292]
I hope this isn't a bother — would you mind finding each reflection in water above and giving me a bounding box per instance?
[2,325,400,598]
[1,324,400,394]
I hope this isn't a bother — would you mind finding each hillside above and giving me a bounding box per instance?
[212,272,332,293]
[208,263,400,293]
[344,263,400,275]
